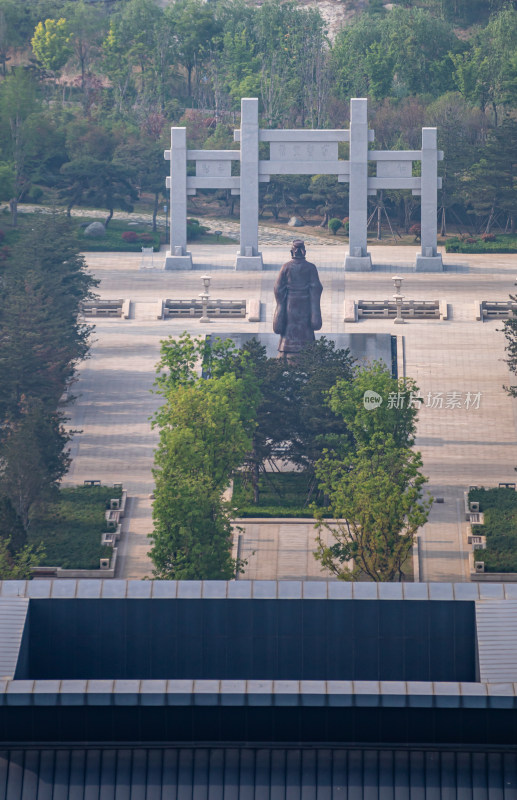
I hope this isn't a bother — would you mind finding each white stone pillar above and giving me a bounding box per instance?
[164,126,192,270]
[415,127,443,272]
[235,98,263,271]
[345,98,372,271]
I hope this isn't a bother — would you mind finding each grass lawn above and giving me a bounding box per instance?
[76,218,162,252]
[28,485,122,570]
[232,471,326,517]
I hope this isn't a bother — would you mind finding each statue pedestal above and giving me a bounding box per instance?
[415,254,443,272]
[344,253,372,272]
[163,250,193,270]
[235,253,263,271]
[207,332,396,375]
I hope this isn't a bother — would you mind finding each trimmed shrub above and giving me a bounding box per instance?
[187,218,208,241]
[121,230,139,242]
[328,218,342,235]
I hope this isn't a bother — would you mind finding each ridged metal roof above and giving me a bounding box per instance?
[477,599,517,682]
[0,599,28,679]
[0,747,516,799]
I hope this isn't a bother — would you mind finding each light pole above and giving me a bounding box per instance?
[392,275,405,324]
[199,274,211,323]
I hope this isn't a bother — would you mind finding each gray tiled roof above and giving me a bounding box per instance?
[0,747,515,799]
[477,599,517,682]
[0,599,28,679]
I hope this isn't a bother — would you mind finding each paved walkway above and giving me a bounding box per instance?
[62,243,517,580]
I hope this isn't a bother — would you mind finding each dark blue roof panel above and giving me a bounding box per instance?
[1,748,516,800]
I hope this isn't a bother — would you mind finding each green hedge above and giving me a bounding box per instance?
[237,506,332,518]
[469,487,517,572]
[446,235,517,253]
[232,472,326,518]
[28,485,122,570]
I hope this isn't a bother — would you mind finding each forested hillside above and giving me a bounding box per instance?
[0,0,516,234]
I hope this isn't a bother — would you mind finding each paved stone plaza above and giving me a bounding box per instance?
[63,243,517,581]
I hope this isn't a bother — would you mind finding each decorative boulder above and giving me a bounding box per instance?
[84,221,106,238]
[287,217,303,227]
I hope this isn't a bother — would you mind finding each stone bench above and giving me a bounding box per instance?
[350,299,441,320]
[162,299,247,318]
[476,300,517,320]
[81,299,129,318]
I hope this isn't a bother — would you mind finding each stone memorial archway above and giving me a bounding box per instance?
[164,97,443,272]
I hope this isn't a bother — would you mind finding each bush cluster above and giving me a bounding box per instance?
[446,235,517,253]
[121,230,154,243]
[187,218,209,241]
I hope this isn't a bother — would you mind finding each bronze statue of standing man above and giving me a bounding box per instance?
[273,240,323,359]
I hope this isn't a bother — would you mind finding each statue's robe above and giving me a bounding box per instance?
[273,256,323,356]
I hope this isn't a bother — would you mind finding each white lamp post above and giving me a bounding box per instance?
[199,274,211,323]
[392,275,405,324]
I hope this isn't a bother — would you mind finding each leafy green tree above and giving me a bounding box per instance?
[115,134,168,230]
[0,400,71,532]
[31,17,72,74]
[105,0,175,110]
[150,339,261,579]
[260,175,310,221]
[65,0,105,109]
[251,0,327,126]
[502,298,517,397]
[280,338,355,476]
[331,15,388,100]
[307,175,349,227]
[313,362,431,582]
[60,156,137,225]
[461,118,517,233]
[314,434,431,582]
[386,7,460,98]
[426,92,484,235]
[0,209,95,421]
[166,0,220,99]
[0,537,45,579]
[0,0,29,75]
[226,337,355,505]
[0,210,95,538]
[0,70,40,224]
[453,7,517,124]
[101,22,136,114]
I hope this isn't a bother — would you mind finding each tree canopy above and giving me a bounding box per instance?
[0,210,96,554]
[314,363,431,582]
